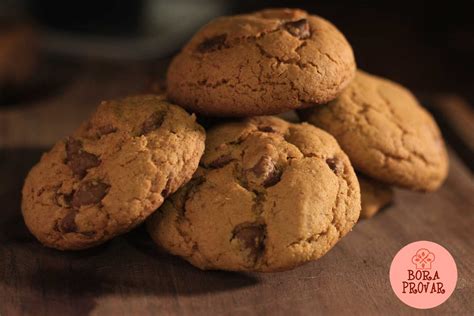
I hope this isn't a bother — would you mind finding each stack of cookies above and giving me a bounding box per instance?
[22,8,448,272]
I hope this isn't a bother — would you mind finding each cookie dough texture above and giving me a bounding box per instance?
[166,8,356,116]
[301,70,448,191]
[147,116,360,272]
[22,95,205,250]
[359,176,393,219]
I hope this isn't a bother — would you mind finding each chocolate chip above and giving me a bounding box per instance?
[141,112,166,135]
[326,157,344,175]
[97,125,117,136]
[262,169,282,188]
[81,231,96,237]
[284,19,310,39]
[161,178,172,198]
[65,138,82,155]
[55,192,73,208]
[232,224,266,259]
[197,34,228,53]
[65,139,100,178]
[257,126,277,133]
[251,156,272,177]
[251,156,282,188]
[59,210,77,233]
[71,180,110,208]
[208,154,234,168]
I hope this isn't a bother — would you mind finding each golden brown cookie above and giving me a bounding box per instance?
[22,95,205,250]
[166,8,356,116]
[359,175,393,219]
[147,116,360,272]
[300,70,448,191]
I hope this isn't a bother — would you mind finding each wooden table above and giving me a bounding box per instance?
[1,61,473,315]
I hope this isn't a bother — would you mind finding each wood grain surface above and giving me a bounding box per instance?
[0,63,473,316]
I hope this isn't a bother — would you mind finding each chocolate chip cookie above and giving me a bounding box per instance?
[300,70,448,191]
[22,95,205,250]
[359,175,393,219]
[166,8,356,116]
[147,116,360,272]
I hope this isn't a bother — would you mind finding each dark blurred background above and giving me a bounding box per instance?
[1,0,474,102]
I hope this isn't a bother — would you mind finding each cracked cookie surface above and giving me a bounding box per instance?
[22,95,205,250]
[300,70,449,191]
[166,8,356,116]
[147,116,360,272]
[359,175,393,219]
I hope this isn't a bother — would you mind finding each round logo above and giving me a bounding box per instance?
[389,241,457,309]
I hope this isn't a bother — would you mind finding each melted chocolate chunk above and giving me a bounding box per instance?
[257,126,277,133]
[59,210,77,233]
[197,34,228,53]
[284,19,310,39]
[71,181,110,208]
[208,154,234,168]
[251,156,282,188]
[326,157,344,175]
[262,168,282,188]
[97,125,117,136]
[232,224,266,259]
[161,178,173,198]
[81,231,96,237]
[141,112,166,135]
[55,192,73,208]
[65,139,100,178]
